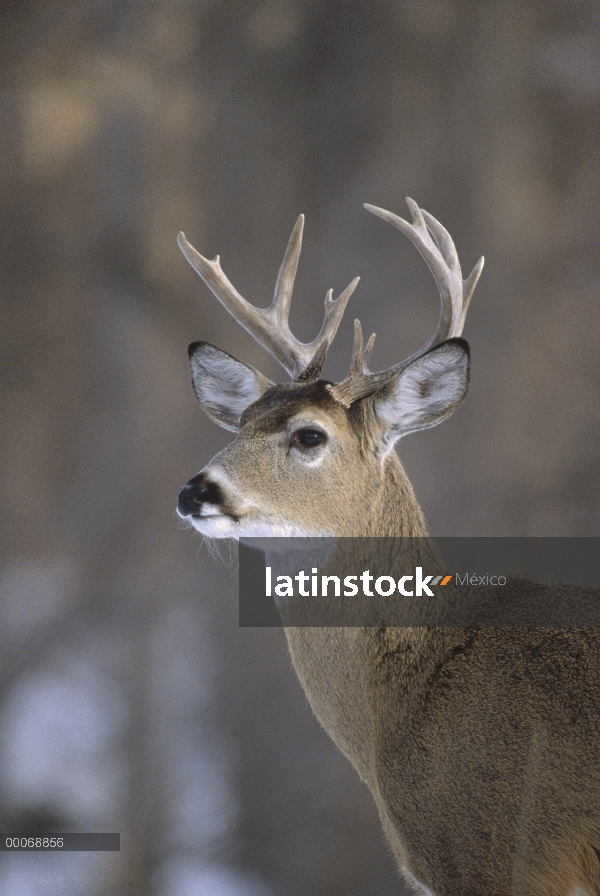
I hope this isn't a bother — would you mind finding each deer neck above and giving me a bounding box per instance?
[359,451,429,538]
[282,450,441,785]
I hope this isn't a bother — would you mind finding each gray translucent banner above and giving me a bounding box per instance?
[239,538,600,627]
[0,833,120,851]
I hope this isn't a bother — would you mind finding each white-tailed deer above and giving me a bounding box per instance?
[176,200,600,896]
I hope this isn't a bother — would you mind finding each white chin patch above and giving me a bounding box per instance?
[187,514,239,538]
[181,513,330,540]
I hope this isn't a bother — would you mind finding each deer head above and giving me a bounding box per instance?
[176,199,483,539]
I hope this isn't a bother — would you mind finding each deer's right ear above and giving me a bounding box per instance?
[188,342,274,432]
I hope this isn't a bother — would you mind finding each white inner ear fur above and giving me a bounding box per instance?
[190,345,272,431]
[374,342,469,443]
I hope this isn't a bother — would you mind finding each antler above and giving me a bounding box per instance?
[330,199,484,406]
[178,216,359,380]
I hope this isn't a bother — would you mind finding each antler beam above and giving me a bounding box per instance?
[178,216,359,380]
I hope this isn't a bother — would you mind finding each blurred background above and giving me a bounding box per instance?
[0,1,599,894]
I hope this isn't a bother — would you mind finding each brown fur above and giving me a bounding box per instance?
[278,445,600,895]
[204,393,600,895]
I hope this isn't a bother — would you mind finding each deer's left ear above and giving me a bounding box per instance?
[373,338,470,444]
[188,342,274,432]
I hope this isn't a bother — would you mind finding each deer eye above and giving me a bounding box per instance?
[291,428,326,451]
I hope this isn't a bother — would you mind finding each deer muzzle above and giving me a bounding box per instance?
[177,472,225,519]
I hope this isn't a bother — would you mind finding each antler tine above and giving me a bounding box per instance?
[460,255,485,333]
[271,213,303,325]
[330,200,484,407]
[328,321,381,406]
[349,319,366,376]
[347,320,377,376]
[178,217,359,380]
[363,331,376,368]
[420,207,461,277]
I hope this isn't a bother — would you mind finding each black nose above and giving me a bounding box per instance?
[177,472,224,517]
